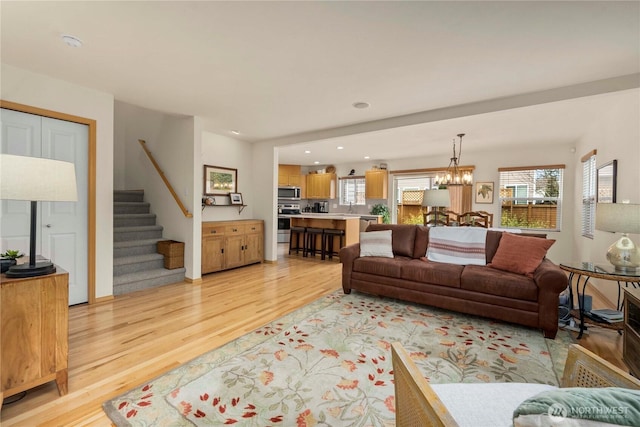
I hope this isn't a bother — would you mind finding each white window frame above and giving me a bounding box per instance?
[339,176,366,206]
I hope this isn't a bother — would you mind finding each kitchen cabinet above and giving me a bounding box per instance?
[278,164,306,198]
[365,169,388,199]
[278,164,300,186]
[306,173,336,199]
[1,268,69,402]
[202,220,264,274]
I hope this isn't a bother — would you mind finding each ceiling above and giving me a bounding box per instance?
[1,1,639,166]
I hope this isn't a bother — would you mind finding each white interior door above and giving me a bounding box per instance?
[1,109,88,305]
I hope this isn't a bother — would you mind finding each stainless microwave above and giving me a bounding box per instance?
[278,186,301,200]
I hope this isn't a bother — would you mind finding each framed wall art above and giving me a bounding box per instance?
[229,192,243,205]
[204,165,237,195]
[597,160,617,203]
[475,181,494,204]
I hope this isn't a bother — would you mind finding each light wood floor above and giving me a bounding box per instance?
[0,245,627,426]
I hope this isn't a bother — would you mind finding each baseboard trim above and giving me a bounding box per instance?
[94,295,114,304]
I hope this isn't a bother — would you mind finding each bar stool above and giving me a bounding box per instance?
[305,228,325,259]
[323,228,345,260]
[289,226,306,255]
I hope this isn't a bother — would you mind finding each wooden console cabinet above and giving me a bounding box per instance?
[202,220,264,274]
[1,269,69,404]
[623,287,640,378]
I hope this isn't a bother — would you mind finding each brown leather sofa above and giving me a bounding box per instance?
[340,224,567,339]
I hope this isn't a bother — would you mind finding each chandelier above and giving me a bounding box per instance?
[435,133,472,186]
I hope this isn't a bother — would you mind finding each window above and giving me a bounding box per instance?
[498,165,564,230]
[339,177,365,206]
[581,150,597,238]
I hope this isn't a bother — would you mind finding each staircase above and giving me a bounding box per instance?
[113,190,186,295]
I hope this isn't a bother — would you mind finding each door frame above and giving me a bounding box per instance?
[1,100,97,304]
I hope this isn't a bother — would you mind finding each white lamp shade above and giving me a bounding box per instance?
[0,154,77,202]
[596,203,640,234]
[422,189,450,207]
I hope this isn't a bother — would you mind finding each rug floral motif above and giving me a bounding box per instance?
[103,291,572,426]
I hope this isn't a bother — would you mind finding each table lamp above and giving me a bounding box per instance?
[0,154,77,278]
[595,203,640,272]
[422,189,451,226]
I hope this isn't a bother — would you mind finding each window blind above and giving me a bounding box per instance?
[581,152,596,238]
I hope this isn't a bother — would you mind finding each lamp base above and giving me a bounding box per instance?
[606,235,639,273]
[5,261,56,278]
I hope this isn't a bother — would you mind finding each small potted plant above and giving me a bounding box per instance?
[370,203,391,224]
[1,249,24,273]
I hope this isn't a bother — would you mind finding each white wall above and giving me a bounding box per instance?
[1,63,115,299]
[199,128,275,266]
[115,101,197,279]
[201,131,255,222]
[572,88,640,304]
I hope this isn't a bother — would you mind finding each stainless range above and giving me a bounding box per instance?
[277,202,301,243]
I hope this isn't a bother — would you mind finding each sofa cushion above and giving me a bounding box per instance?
[461,265,538,301]
[490,233,555,277]
[367,224,417,257]
[485,230,503,263]
[404,258,464,288]
[353,256,404,278]
[359,230,394,258]
[412,225,429,258]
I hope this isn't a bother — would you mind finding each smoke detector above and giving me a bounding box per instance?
[61,35,83,48]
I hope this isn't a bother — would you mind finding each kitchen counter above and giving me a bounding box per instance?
[289,213,361,220]
[290,215,360,254]
[289,213,382,222]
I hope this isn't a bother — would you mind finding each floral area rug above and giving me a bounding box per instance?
[103,291,572,426]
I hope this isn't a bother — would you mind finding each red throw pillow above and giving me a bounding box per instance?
[489,232,555,277]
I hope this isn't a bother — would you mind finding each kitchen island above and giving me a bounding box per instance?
[289,214,361,256]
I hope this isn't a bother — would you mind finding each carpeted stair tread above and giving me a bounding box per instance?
[114,225,163,232]
[114,189,144,201]
[114,213,156,219]
[114,201,150,207]
[113,238,163,249]
[113,253,164,266]
[113,267,186,286]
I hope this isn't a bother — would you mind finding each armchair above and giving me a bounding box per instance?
[392,342,640,427]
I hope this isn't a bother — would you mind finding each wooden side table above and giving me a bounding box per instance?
[1,268,69,405]
[559,262,640,339]
[623,287,640,378]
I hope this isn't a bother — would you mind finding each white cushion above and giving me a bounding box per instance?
[427,227,488,265]
[514,414,621,427]
[431,382,557,427]
[359,230,394,258]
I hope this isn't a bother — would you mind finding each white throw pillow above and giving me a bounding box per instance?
[359,230,394,258]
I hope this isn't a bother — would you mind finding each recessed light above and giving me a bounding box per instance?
[304,150,311,154]
[364,156,370,160]
[230,130,240,135]
[314,161,320,165]
[61,34,82,48]
[353,102,370,109]
[337,146,344,150]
